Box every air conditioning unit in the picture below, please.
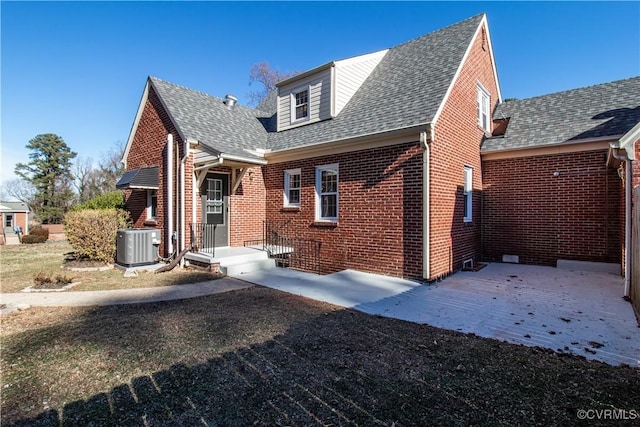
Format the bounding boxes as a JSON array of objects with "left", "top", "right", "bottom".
[{"left": 116, "top": 228, "right": 159, "bottom": 267}]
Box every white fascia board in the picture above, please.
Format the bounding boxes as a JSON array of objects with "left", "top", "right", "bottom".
[
  {"left": 221, "top": 153, "right": 268, "bottom": 166},
  {"left": 617, "top": 121, "right": 640, "bottom": 160},
  {"left": 122, "top": 80, "right": 150, "bottom": 169}
]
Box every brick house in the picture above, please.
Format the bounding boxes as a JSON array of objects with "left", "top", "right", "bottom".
[
  {"left": 0, "top": 201, "right": 30, "bottom": 245},
  {"left": 118, "top": 14, "right": 640, "bottom": 294}
]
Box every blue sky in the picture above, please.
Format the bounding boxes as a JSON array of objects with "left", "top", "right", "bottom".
[{"left": 1, "top": 1, "right": 639, "bottom": 185}]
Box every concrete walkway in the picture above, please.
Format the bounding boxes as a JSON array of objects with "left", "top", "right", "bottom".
[
  {"left": 0, "top": 278, "right": 252, "bottom": 312},
  {"left": 232, "top": 264, "right": 640, "bottom": 367},
  {"left": 2, "top": 263, "right": 638, "bottom": 367}
]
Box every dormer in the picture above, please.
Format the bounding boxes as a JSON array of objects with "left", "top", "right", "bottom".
[{"left": 276, "top": 49, "right": 388, "bottom": 132}]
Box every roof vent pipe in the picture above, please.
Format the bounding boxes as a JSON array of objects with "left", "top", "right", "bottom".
[{"left": 223, "top": 94, "right": 238, "bottom": 109}]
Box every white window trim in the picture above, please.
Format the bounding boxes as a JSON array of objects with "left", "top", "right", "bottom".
[
  {"left": 477, "top": 83, "right": 491, "bottom": 132},
  {"left": 290, "top": 85, "right": 311, "bottom": 124},
  {"left": 147, "top": 189, "right": 157, "bottom": 220},
  {"left": 315, "top": 163, "right": 339, "bottom": 222},
  {"left": 284, "top": 168, "right": 301, "bottom": 207},
  {"left": 463, "top": 166, "right": 473, "bottom": 222}
]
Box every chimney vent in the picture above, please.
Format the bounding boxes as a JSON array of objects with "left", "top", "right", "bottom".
[{"left": 223, "top": 94, "right": 238, "bottom": 109}]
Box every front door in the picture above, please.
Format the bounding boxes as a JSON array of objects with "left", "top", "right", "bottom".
[{"left": 201, "top": 174, "right": 229, "bottom": 248}]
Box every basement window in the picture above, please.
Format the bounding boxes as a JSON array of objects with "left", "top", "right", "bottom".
[
  {"left": 463, "top": 166, "right": 473, "bottom": 222},
  {"left": 284, "top": 168, "right": 301, "bottom": 207}
]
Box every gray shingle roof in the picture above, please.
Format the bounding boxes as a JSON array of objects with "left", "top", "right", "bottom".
[
  {"left": 0, "top": 201, "right": 30, "bottom": 212},
  {"left": 149, "top": 77, "right": 271, "bottom": 160},
  {"left": 482, "top": 77, "right": 640, "bottom": 152},
  {"left": 146, "top": 14, "right": 484, "bottom": 157},
  {"left": 267, "top": 14, "right": 485, "bottom": 151}
]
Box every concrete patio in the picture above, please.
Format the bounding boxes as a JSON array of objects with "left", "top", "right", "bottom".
[{"left": 232, "top": 263, "right": 639, "bottom": 367}]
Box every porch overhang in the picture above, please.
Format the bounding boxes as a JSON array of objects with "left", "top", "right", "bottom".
[{"left": 116, "top": 166, "right": 159, "bottom": 190}]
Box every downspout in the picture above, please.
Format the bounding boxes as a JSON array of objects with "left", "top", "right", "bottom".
[
  {"left": 167, "top": 134, "right": 174, "bottom": 257},
  {"left": 180, "top": 139, "right": 189, "bottom": 264},
  {"left": 421, "top": 124, "right": 434, "bottom": 281},
  {"left": 611, "top": 148, "right": 631, "bottom": 297}
]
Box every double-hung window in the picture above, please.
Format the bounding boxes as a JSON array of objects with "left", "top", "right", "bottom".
[
  {"left": 292, "top": 88, "right": 309, "bottom": 121},
  {"left": 315, "top": 164, "right": 339, "bottom": 221},
  {"left": 284, "top": 168, "right": 301, "bottom": 207},
  {"left": 477, "top": 84, "right": 491, "bottom": 132},
  {"left": 463, "top": 166, "right": 473, "bottom": 222}
]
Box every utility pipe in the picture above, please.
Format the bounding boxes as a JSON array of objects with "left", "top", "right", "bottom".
[{"left": 166, "top": 134, "right": 174, "bottom": 257}]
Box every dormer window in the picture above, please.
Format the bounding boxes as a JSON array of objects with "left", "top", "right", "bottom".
[{"left": 293, "top": 88, "right": 309, "bottom": 121}]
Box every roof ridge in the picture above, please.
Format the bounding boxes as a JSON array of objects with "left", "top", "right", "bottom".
[
  {"left": 504, "top": 75, "right": 640, "bottom": 105},
  {"left": 389, "top": 13, "right": 485, "bottom": 51},
  {"left": 148, "top": 76, "right": 260, "bottom": 114}
]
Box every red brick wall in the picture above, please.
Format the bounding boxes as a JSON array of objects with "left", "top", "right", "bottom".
[
  {"left": 124, "top": 84, "right": 182, "bottom": 256},
  {"left": 265, "top": 142, "right": 423, "bottom": 279},
  {"left": 229, "top": 166, "right": 266, "bottom": 246},
  {"left": 430, "top": 21, "right": 499, "bottom": 278},
  {"left": 482, "top": 150, "right": 621, "bottom": 266}
]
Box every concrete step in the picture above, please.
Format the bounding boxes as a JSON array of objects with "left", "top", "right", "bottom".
[
  {"left": 4, "top": 235, "right": 21, "bottom": 245},
  {"left": 222, "top": 258, "right": 276, "bottom": 276}
]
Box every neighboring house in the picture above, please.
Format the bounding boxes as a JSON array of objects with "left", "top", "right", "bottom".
[
  {"left": 118, "top": 13, "right": 640, "bottom": 295},
  {"left": 0, "top": 201, "right": 30, "bottom": 245}
]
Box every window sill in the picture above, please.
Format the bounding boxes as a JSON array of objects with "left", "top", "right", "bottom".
[
  {"left": 144, "top": 220, "right": 158, "bottom": 227},
  {"left": 312, "top": 221, "right": 338, "bottom": 228},
  {"left": 281, "top": 207, "right": 300, "bottom": 213}
]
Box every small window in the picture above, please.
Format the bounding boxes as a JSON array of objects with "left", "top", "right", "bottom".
[
  {"left": 477, "top": 84, "right": 491, "bottom": 132},
  {"left": 292, "top": 88, "right": 309, "bottom": 121},
  {"left": 147, "top": 190, "right": 157, "bottom": 220},
  {"left": 463, "top": 166, "right": 473, "bottom": 222},
  {"left": 315, "top": 164, "right": 339, "bottom": 221},
  {"left": 284, "top": 168, "right": 301, "bottom": 207}
]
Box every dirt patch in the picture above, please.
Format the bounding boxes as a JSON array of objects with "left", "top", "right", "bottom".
[{"left": 1, "top": 287, "right": 638, "bottom": 426}]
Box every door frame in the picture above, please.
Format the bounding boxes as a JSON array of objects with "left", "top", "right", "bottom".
[{"left": 201, "top": 171, "right": 230, "bottom": 248}]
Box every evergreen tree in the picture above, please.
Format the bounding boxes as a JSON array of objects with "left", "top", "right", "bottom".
[{"left": 15, "top": 133, "right": 77, "bottom": 223}]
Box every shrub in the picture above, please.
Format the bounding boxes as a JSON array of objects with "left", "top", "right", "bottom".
[
  {"left": 21, "top": 234, "right": 47, "bottom": 244},
  {"left": 64, "top": 208, "right": 131, "bottom": 263},
  {"left": 30, "top": 226, "right": 50, "bottom": 240},
  {"left": 33, "top": 272, "right": 73, "bottom": 288},
  {"left": 72, "top": 191, "right": 125, "bottom": 211}
]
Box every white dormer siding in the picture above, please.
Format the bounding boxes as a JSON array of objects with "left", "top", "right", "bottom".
[
  {"left": 333, "top": 49, "right": 388, "bottom": 116},
  {"left": 277, "top": 69, "right": 332, "bottom": 131},
  {"left": 276, "top": 49, "right": 388, "bottom": 132}
]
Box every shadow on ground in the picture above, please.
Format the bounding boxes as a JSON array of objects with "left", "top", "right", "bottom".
[{"left": 3, "top": 287, "right": 639, "bottom": 426}]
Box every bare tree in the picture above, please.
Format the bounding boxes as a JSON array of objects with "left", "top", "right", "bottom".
[
  {"left": 247, "top": 62, "right": 299, "bottom": 107},
  {"left": 0, "top": 178, "right": 36, "bottom": 206},
  {"left": 73, "top": 156, "right": 97, "bottom": 203}
]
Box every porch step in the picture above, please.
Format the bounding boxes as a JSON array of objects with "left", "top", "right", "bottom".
[
  {"left": 218, "top": 250, "right": 276, "bottom": 276},
  {"left": 222, "top": 258, "right": 276, "bottom": 276},
  {"left": 185, "top": 247, "right": 276, "bottom": 275}
]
